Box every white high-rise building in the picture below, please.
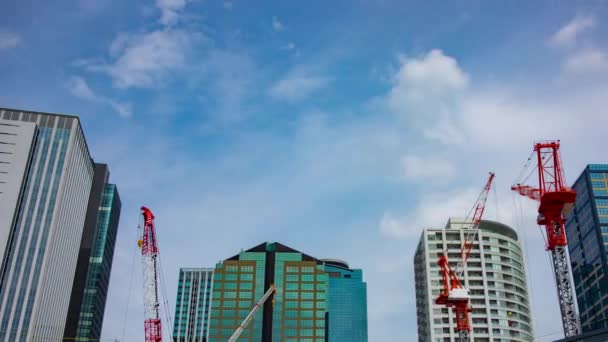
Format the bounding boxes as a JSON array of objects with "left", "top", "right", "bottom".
[
  {"left": 0, "top": 108, "right": 94, "bottom": 341},
  {"left": 414, "top": 218, "right": 534, "bottom": 342}
]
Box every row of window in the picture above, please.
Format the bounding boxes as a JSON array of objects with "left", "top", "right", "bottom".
[{"left": 224, "top": 265, "right": 254, "bottom": 272}]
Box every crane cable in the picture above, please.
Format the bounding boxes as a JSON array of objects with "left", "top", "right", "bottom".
[
  {"left": 152, "top": 218, "right": 174, "bottom": 341},
  {"left": 455, "top": 174, "right": 494, "bottom": 279},
  {"left": 121, "top": 221, "right": 140, "bottom": 341},
  {"left": 157, "top": 252, "right": 174, "bottom": 340},
  {"left": 512, "top": 192, "right": 539, "bottom": 336},
  {"left": 514, "top": 150, "right": 536, "bottom": 185},
  {"left": 493, "top": 182, "right": 500, "bottom": 222}
]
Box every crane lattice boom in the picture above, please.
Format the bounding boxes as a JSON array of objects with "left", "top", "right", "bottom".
[
  {"left": 436, "top": 172, "right": 495, "bottom": 342},
  {"left": 141, "top": 206, "right": 162, "bottom": 342},
  {"left": 228, "top": 285, "right": 276, "bottom": 342},
  {"left": 511, "top": 140, "right": 580, "bottom": 337}
]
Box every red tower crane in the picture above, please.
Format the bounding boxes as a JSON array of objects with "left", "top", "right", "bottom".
[
  {"left": 140, "top": 206, "right": 163, "bottom": 342},
  {"left": 512, "top": 141, "right": 580, "bottom": 337},
  {"left": 436, "top": 172, "right": 495, "bottom": 342}
]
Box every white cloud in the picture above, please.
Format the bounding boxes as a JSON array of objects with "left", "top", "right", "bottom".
[
  {"left": 272, "top": 16, "right": 285, "bottom": 32},
  {"left": 0, "top": 31, "right": 20, "bottom": 50},
  {"left": 87, "top": 29, "right": 197, "bottom": 89},
  {"left": 380, "top": 188, "right": 478, "bottom": 238},
  {"left": 269, "top": 66, "right": 331, "bottom": 101},
  {"left": 563, "top": 48, "right": 608, "bottom": 74},
  {"left": 68, "top": 76, "right": 132, "bottom": 117},
  {"left": 198, "top": 50, "right": 258, "bottom": 121},
  {"left": 401, "top": 155, "right": 455, "bottom": 181},
  {"left": 156, "top": 0, "right": 189, "bottom": 26},
  {"left": 284, "top": 42, "right": 296, "bottom": 50},
  {"left": 223, "top": 1, "right": 233, "bottom": 10},
  {"left": 379, "top": 212, "right": 418, "bottom": 238},
  {"left": 460, "top": 91, "right": 577, "bottom": 149},
  {"left": 550, "top": 15, "right": 595, "bottom": 48},
  {"left": 384, "top": 48, "right": 606, "bottom": 149},
  {"left": 386, "top": 49, "right": 469, "bottom": 143},
  {"left": 394, "top": 50, "right": 469, "bottom": 91},
  {"left": 422, "top": 114, "right": 464, "bottom": 144},
  {"left": 108, "top": 101, "right": 133, "bottom": 118},
  {"left": 68, "top": 75, "right": 97, "bottom": 100}
]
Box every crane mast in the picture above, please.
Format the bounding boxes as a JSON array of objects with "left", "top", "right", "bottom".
[
  {"left": 228, "top": 285, "right": 276, "bottom": 342},
  {"left": 512, "top": 141, "right": 580, "bottom": 337},
  {"left": 140, "top": 206, "right": 163, "bottom": 342},
  {"left": 436, "top": 172, "right": 495, "bottom": 342}
]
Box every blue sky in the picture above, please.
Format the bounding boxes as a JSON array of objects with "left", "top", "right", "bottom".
[{"left": 2, "top": 0, "right": 608, "bottom": 341}]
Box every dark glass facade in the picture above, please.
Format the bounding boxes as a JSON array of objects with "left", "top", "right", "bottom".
[
  {"left": 64, "top": 164, "right": 121, "bottom": 341},
  {"left": 323, "top": 260, "right": 367, "bottom": 342},
  {"left": 565, "top": 164, "right": 608, "bottom": 332}
]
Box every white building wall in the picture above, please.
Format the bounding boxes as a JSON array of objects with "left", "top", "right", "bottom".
[
  {"left": 414, "top": 218, "right": 534, "bottom": 342},
  {"left": 29, "top": 118, "right": 93, "bottom": 341},
  {"left": 0, "top": 109, "right": 93, "bottom": 342},
  {"left": 0, "top": 120, "right": 36, "bottom": 269}
]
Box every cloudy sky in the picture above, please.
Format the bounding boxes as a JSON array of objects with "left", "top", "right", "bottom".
[{"left": 2, "top": 0, "right": 608, "bottom": 341}]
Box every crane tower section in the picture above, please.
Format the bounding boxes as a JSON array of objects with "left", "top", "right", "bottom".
[
  {"left": 436, "top": 172, "right": 495, "bottom": 342},
  {"left": 512, "top": 141, "right": 580, "bottom": 337},
  {"left": 140, "top": 206, "right": 163, "bottom": 342}
]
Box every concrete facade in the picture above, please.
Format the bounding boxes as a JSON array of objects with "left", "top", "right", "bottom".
[
  {"left": 414, "top": 218, "right": 534, "bottom": 342},
  {"left": 0, "top": 119, "right": 36, "bottom": 266},
  {"left": 0, "top": 108, "right": 94, "bottom": 342}
]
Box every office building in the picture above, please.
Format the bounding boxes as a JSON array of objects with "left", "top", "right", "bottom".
[
  {"left": 173, "top": 268, "right": 214, "bottom": 342},
  {"left": 176, "top": 242, "right": 369, "bottom": 342},
  {"left": 414, "top": 218, "right": 534, "bottom": 342},
  {"left": 0, "top": 108, "right": 95, "bottom": 341},
  {"left": 322, "top": 259, "right": 367, "bottom": 342},
  {"left": 64, "top": 164, "right": 121, "bottom": 341},
  {"left": 565, "top": 164, "right": 608, "bottom": 333},
  {"left": 208, "top": 242, "right": 329, "bottom": 342}
]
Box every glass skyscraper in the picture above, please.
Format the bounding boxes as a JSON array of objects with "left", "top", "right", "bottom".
[
  {"left": 0, "top": 108, "right": 95, "bottom": 341},
  {"left": 323, "top": 259, "right": 367, "bottom": 342},
  {"left": 565, "top": 164, "right": 608, "bottom": 332},
  {"left": 175, "top": 242, "right": 368, "bottom": 342},
  {"left": 173, "top": 268, "right": 214, "bottom": 341},
  {"left": 64, "top": 163, "right": 121, "bottom": 341},
  {"left": 207, "top": 242, "right": 329, "bottom": 342}
]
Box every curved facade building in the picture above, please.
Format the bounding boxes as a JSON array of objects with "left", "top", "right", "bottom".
[
  {"left": 414, "top": 218, "right": 534, "bottom": 342},
  {"left": 322, "top": 259, "right": 368, "bottom": 342}
]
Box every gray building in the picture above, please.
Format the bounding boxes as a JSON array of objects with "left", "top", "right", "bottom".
[
  {"left": 173, "top": 268, "right": 215, "bottom": 342},
  {"left": 0, "top": 108, "right": 95, "bottom": 341},
  {"left": 414, "top": 218, "right": 534, "bottom": 342}
]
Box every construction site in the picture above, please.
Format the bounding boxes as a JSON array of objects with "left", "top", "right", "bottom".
[{"left": 132, "top": 140, "right": 608, "bottom": 342}]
